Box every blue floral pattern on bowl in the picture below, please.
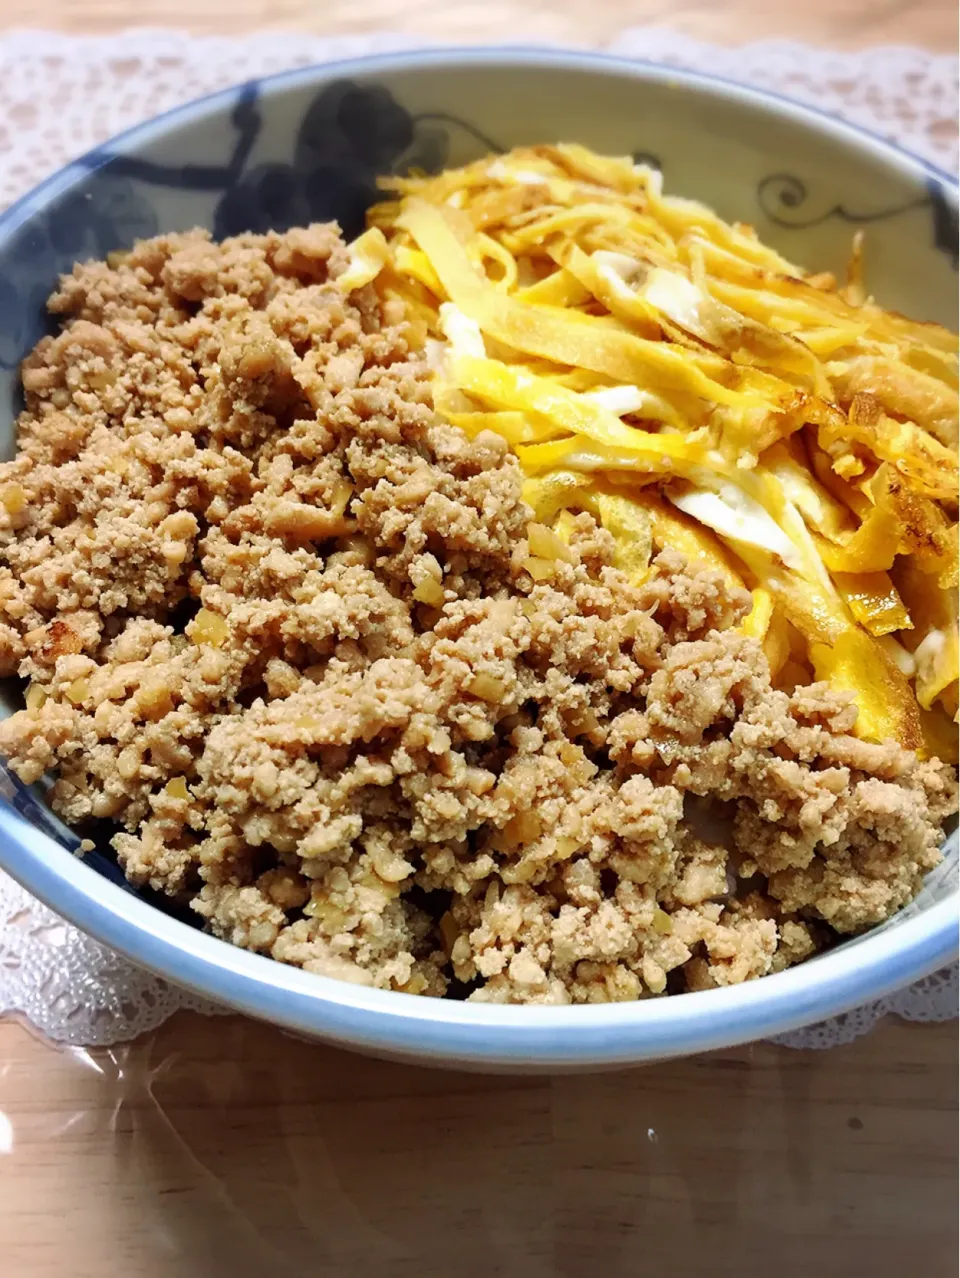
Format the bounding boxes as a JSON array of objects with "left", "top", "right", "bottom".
[
  {"left": 758, "top": 171, "right": 959, "bottom": 269},
  {"left": 0, "top": 174, "right": 159, "bottom": 376},
  {"left": 212, "top": 82, "right": 499, "bottom": 238},
  {"left": 0, "top": 80, "right": 503, "bottom": 385}
]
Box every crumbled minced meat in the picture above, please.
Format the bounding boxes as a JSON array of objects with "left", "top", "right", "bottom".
[{"left": 0, "top": 223, "right": 955, "bottom": 1003}]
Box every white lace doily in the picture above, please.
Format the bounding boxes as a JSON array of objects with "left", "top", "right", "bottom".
[
  {"left": 0, "top": 27, "right": 956, "bottom": 208},
  {"left": 0, "top": 28, "right": 956, "bottom": 1049}
]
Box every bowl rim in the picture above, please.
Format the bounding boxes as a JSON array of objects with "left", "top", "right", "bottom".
[
  {"left": 0, "top": 44, "right": 955, "bottom": 244},
  {"left": 2, "top": 806, "right": 956, "bottom": 1066},
  {"left": 0, "top": 46, "right": 956, "bottom": 1068}
]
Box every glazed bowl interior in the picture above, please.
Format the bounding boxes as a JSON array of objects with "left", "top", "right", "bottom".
[{"left": 0, "top": 49, "right": 956, "bottom": 1070}]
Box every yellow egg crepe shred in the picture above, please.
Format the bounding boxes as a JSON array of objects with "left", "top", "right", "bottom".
[{"left": 361, "top": 143, "right": 959, "bottom": 760}]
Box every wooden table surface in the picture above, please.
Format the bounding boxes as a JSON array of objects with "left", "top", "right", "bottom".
[
  {"left": 1, "top": 1014, "right": 957, "bottom": 1276},
  {"left": 4, "top": 0, "right": 959, "bottom": 48},
  {"left": 1, "top": 4, "right": 957, "bottom": 1275}
]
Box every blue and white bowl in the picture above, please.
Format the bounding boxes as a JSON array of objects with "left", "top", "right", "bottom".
[{"left": 0, "top": 49, "right": 956, "bottom": 1070}]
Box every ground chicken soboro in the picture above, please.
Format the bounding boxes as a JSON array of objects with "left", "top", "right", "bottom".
[{"left": 0, "top": 223, "right": 955, "bottom": 1004}]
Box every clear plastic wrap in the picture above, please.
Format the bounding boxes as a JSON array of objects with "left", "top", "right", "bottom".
[
  {"left": 0, "top": 1009, "right": 956, "bottom": 1274},
  {"left": 0, "top": 35, "right": 956, "bottom": 1267}
]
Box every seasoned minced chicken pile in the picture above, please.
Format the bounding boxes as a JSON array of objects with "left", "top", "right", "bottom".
[{"left": 0, "top": 224, "right": 955, "bottom": 1003}]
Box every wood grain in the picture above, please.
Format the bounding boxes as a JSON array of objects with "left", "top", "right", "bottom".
[
  {"left": 0, "top": 5, "right": 957, "bottom": 1275},
  {"left": 3, "top": 0, "right": 958, "bottom": 50},
  {"left": 0, "top": 1014, "right": 956, "bottom": 1277}
]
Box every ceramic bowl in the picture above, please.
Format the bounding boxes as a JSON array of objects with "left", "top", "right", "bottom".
[{"left": 0, "top": 48, "right": 956, "bottom": 1070}]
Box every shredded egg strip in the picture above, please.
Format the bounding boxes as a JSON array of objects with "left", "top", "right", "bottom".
[{"left": 369, "top": 144, "right": 959, "bottom": 756}]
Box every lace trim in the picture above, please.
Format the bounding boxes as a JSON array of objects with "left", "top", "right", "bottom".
[{"left": 0, "top": 28, "right": 955, "bottom": 209}]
